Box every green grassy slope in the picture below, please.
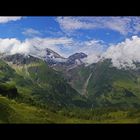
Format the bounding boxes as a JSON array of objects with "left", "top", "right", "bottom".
[
  {"left": 1, "top": 54, "right": 140, "bottom": 123},
  {"left": 0, "top": 95, "right": 77, "bottom": 123},
  {"left": 1, "top": 56, "right": 88, "bottom": 109},
  {"left": 1, "top": 96, "right": 140, "bottom": 123},
  {"left": 86, "top": 59, "right": 140, "bottom": 108},
  {"left": 59, "top": 59, "right": 140, "bottom": 108}
]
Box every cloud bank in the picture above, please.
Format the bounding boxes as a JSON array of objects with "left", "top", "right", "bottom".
[
  {"left": 0, "top": 36, "right": 140, "bottom": 69},
  {"left": 0, "top": 37, "right": 104, "bottom": 63},
  {"left": 103, "top": 36, "right": 140, "bottom": 69},
  {"left": 0, "top": 37, "right": 74, "bottom": 57}
]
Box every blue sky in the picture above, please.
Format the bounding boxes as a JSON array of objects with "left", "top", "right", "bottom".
[
  {"left": 1, "top": 16, "right": 140, "bottom": 69},
  {"left": 0, "top": 16, "right": 137, "bottom": 43},
  {"left": 0, "top": 17, "right": 59, "bottom": 40}
]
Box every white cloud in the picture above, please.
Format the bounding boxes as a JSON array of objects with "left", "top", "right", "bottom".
[
  {"left": 80, "top": 36, "right": 140, "bottom": 69},
  {"left": 77, "top": 40, "right": 105, "bottom": 64},
  {"left": 0, "top": 37, "right": 74, "bottom": 57},
  {"left": 78, "top": 35, "right": 140, "bottom": 69},
  {"left": 0, "top": 38, "right": 30, "bottom": 55},
  {"left": 103, "top": 36, "right": 140, "bottom": 69},
  {"left": 0, "top": 16, "right": 22, "bottom": 23},
  {"left": 56, "top": 17, "right": 140, "bottom": 35},
  {"left": 27, "top": 37, "right": 74, "bottom": 57},
  {"left": 56, "top": 17, "right": 95, "bottom": 31},
  {"left": 22, "top": 28, "right": 41, "bottom": 37}
]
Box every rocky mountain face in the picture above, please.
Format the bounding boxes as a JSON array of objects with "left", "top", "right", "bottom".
[
  {"left": 43, "top": 48, "right": 88, "bottom": 69},
  {"left": 66, "top": 53, "right": 87, "bottom": 66},
  {"left": 44, "top": 48, "right": 67, "bottom": 65},
  {"left": 1, "top": 53, "right": 40, "bottom": 65},
  {"left": 1, "top": 48, "right": 88, "bottom": 71}
]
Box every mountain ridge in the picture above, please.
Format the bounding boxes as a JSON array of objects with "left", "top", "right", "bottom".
[{"left": 1, "top": 48, "right": 140, "bottom": 109}]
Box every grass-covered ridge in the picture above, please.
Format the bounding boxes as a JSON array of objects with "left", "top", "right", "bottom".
[
  {"left": 1, "top": 55, "right": 140, "bottom": 123},
  {"left": 1, "top": 55, "right": 88, "bottom": 109}
]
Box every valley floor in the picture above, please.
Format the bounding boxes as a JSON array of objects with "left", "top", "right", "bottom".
[{"left": 0, "top": 96, "right": 140, "bottom": 124}]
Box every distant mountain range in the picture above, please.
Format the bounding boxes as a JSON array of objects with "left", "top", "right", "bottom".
[{"left": 1, "top": 47, "right": 88, "bottom": 71}]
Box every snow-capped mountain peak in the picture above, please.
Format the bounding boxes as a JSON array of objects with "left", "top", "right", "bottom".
[
  {"left": 1, "top": 46, "right": 88, "bottom": 69},
  {"left": 45, "top": 48, "right": 67, "bottom": 65}
]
